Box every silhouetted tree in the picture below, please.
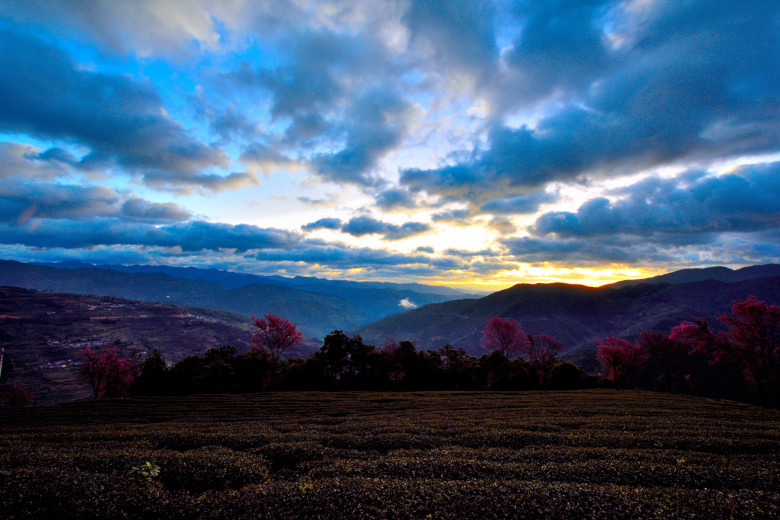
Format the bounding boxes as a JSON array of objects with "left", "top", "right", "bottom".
[
  {"left": 132, "top": 349, "right": 169, "bottom": 395},
  {"left": 318, "top": 330, "right": 377, "bottom": 387},
  {"left": 251, "top": 314, "right": 303, "bottom": 366},
  {"left": 671, "top": 296, "right": 780, "bottom": 404},
  {"left": 432, "top": 344, "right": 479, "bottom": 389},
  {"left": 596, "top": 337, "right": 648, "bottom": 388},
  {"left": 234, "top": 347, "right": 274, "bottom": 391},
  {"left": 481, "top": 317, "right": 529, "bottom": 359},
  {"left": 382, "top": 339, "right": 419, "bottom": 388},
  {"left": 639, "top": 330, "right": 687, "bottom": 392},
  {"left": 549, "top": 362, "right": 589, "bottom": 389},
  {"left": 527, "top": 333, "right": 563, "bottom": 386}
]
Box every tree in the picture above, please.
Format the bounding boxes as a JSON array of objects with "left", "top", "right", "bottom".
[
  {"left": 250, "top": 314, "right": 303, "bottom": 365},
  {"left": 671, "top": 296, "right": 780, "bottom": 403},
  {"left": 317, "top": 330, "right": 377, "bottom": 387},
  {"left": 596, "top": 336, "right": 648, "bottom": 388},
  {"left": 132, "top": 349, "right": 169, "bottom": 395},
  {"left": 79, "top": 347, "right": 135, "bottom": 399},
  {"left": 639, "top": 330, "right": 687, "bottom": 392},
  {"left": 527, "top": 333, "right": 563, "bottom": 385},
  {"left": 381, "top": 339, "right": 418, "bottom": 387},
  {"left": 481, "top": 317, "right": 529, "bottom": 359}
]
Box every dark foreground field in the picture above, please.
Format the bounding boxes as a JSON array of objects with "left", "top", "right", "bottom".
[{"left": 1, "top": 391, "right": 779, "bottom": 519}]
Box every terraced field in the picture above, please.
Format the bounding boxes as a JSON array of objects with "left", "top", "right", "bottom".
[{"left": 1, "top": 390, "right": 778, "bottom": 519}]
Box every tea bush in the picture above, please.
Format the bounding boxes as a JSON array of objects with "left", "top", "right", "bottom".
[{"left": 1, "top": 390, "right": 778, "bottom": 519}]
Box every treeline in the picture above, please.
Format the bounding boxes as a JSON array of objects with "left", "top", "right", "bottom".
[
  {"left": 3, "top": 295, "right": 776, "bottom": 407},
  {"left": 131, "top": 331, "right": 601, "bottom": 395}
]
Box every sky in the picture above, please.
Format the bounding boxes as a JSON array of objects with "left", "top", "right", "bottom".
[{"left": 0, "top": 0, "right": 778, "bottom": 290}]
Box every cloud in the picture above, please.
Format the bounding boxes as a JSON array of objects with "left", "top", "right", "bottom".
[
  {"left": 0, "top": 142, "right": 72, "bottom": 180},
  {"left": 120, "top": 197, "right": 192, "bottom": 223},
  {"left": 398, "top": 297, "right": 417, "bottom": 309},
  {"left": 499, "top": 235, "right": 673, "bottom": 265},
  {"left": 532, "top": 164, "right": 780, "bottom": 239},
  {"left": 341, "top": 215, "right": 430, "bottom": 240},
  {"left": 401, "top": 1, "right": 780, "bottom": 203},
  {"left": 0, "top": 219, "right": 301, "bottom": 252},
  {"left": 301, "top": 218, "right": 342, "bottom": 231},
  {"left": 0, "top": 0, "right": 223, "bottom": 56},
  {"left": 0, "top": 182, "right": 118, "bottom": 223},
  {"left": 486, "top": 217, "right": 517, "bottom": 235},
  {"left": 403, "top": 0, "right": 498, "bottom": 89},
  {"left": 241, "top": 144, "right": 302, "bottom": 175},
  {"left": 374, "top": 188, "right": 418, "bottom": 210},
  {"left": 310, "top": 88, "right": 419, "bottom": 186},
  {"left": 495, "top": 0, "right": 611, "bottom": 108},
  {"left": 0, "top": 29, "right": 237, "bottom": 191},
  {"left": 431, "top": 208, "right": 475, "bottom": 226},
  {"left": 479, "top": 191, "right": 558, "bottom": 215}
]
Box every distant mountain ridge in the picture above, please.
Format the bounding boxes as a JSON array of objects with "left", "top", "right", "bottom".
[
  {"left": 607, "top": 264, "right": 780, "bottom": 289},
  {"left": 0, "top": 260, "right": 468, "bottom": 338},
  {"left": 33, "top": 260, "right": 471, "bottom": 296}
]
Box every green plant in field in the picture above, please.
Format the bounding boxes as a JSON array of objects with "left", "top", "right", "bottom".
[{"left": 128, "top": 461, "right": 160, "bottom": 481}]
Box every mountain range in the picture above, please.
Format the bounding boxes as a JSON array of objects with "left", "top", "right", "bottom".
[
  {"left": 355, "top": 266, "right": 780, "bottom": 366},
  {"left": 2, "top": 260, "right": 779, "bottom": 365},
  {"left": 0, "top": 260, "right": 473, "bottom": 338}
]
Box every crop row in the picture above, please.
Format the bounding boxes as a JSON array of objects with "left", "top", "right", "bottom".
[{"left": 1, "top": 390, "right": 778, "bottom": 519}]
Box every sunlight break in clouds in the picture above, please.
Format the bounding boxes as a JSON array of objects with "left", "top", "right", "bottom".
[{"left": 0, "top": 0, "right": 778, "bottom": 287}]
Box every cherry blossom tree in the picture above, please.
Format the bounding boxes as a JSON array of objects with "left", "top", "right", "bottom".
[
  {"left": 671, "top": 296, "right": 780, "bottom": 403},
  {"left": 481, "top": 317, "right": 529, "bottom": 359},
  {"left": 596, "top": 336, "right": 648, "bottom": 388},
  {"left": 251, "top": 314, "right": 303, "bottom": 365},
  {"left": 79, "top": 347, "right": 135, "bottom": 399}
]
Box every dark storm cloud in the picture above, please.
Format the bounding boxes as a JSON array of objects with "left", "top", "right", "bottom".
[
  {"left": 401, "top": 0, "right": 780, "bottom": 202},
  {"left": 340, "top": 216, "right": 431, "bottom": 241},
  {"left": 0, "top": 29, "right": 238, "bottom": 190},
  {"left": 532, "top": 164, "right": 780, "bottom": 239},
  {"left": 301, "top": 218, "right": 342, "bottom": 231},
  {"left": 0, "top": 219, "right": 301, "bottom": 252}
]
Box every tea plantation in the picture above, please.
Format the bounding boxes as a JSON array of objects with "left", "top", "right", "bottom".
[{"left": 1, "top": 390, "right": 778, "bottom": 519}]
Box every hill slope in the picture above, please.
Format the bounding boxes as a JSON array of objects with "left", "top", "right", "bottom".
[
  {"left": 0, "top": 286, "right": 259, "bottom": 404},
  {"left": 355, "top": 276, "right": 780, "bottom": 359}
]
